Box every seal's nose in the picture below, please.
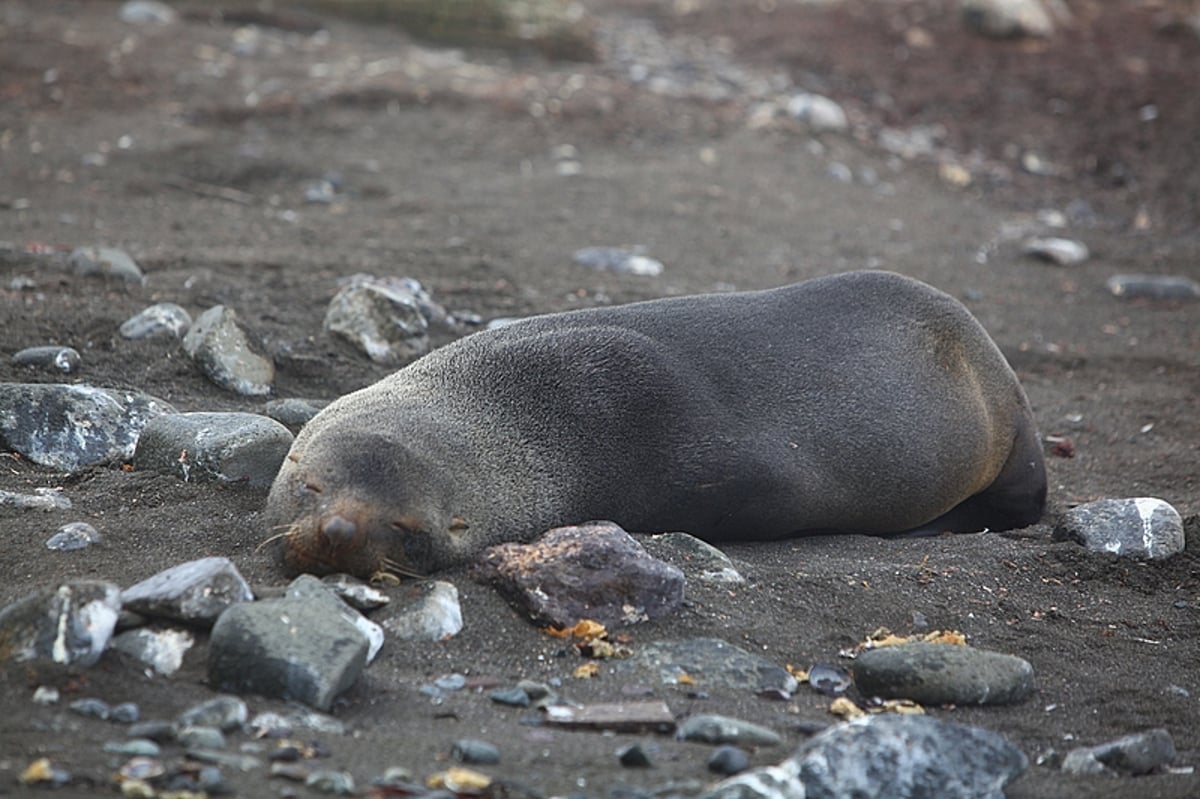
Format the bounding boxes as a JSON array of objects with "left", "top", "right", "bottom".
[{"left": 320, "top": 515, "right": 358, "bottom": 546}]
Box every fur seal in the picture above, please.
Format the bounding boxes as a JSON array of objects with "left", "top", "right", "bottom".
[{"left": 264, "top": 270, "right": 1046, "bottom": 580}]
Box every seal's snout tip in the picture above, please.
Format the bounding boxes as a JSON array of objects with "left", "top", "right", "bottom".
[{"left": 320, "top": 514, "right": 358, "bottom": 546}]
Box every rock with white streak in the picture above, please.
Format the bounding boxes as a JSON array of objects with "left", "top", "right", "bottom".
[
  {"left": 0, "top": 581, "right": 121, "bottom": 667},
  {"left": 1053, "top": 498, "right": 1184, "bottom": 559}
]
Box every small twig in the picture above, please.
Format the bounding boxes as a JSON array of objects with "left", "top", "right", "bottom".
[{"left": 162, "top": 176, "right": 255, "bottom": 205}]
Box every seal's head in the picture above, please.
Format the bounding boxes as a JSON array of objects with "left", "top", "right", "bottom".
[{"left": 263, "top": 429, "right": 467, "bottom": 581}]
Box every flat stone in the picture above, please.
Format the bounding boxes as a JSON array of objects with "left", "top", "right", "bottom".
[
  {"left": 121, "top": 557, "right": 254, "bottom": 627},
  {"left": 626, "top": 638, "right": 798, "bottom": 696},
  {"left": 120, "top": 303, "right": 192, "bottom": 339},
  {"left": 962, "top": 0, "right": 1060, "bottom": 39},
  {"left": 1053, "top": 497, "right": 1184, "bottom": 559},
  {"left": 676, "top": 714, "right": 783, "bottom": 747},
  {"left": 544, "top": 701, "right": 675, "bottom": 734},
  {"left": 0, "top": 383, "right": 175, "bottom": 472},
  {"left": 1106, "top": 274, "right": 1200, "bottom": 301},
  {"left": 378, "top": 580, "right": 462, "bottom": 642},
  {"left": 644, "top": 532, "right": 745, "bottom": 584},
  {"left": 110, "top": 626, "right": 196, "bottom": 675},
  {"left": 323, "top": 277, "right": 431, "bottom": 365},
  {"left": 67, "top": 246, "right": 145, "bottom": 283},
  {"left": 13, "top": 346, "right": 81, "bottom": 374},
  {"left": 133, "top": 411, "right": 293, "bottom": 490},
  {"left": 286, "top": 574, "right": 384, "bottom": 662},
  {"left": 572, "top": 246, "right": 664, "bottom": 277},
  {"left": 851, "top": 642, "right": 1035, "bottom": 706},
  {"left": 474, "top": 521, "right": 684, "bottom": 628},
  {"left": 1062, "top": 728, "right": 1177, "bottom": 776},
  {"left": 1023, "top": 236, "right": 1089, "bottom": 265}
]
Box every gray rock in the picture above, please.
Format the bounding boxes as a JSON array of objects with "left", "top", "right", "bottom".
[
  {"left": 475, "top": 521, "right": 684, "bottom": 628},
  {"left": 120, "top": 303, "right": 192, "bottom": 339},
  {"left": 962, "top": 0, "right": 1061, "bottom": 39},
  {"left": 133, "top": 411, "right": 293, "bottom": 490},
  {"left": 0, "top": 487, "right": 71, "bottom": 511},
  {"left": 851, "top": 642, "right": 1035, "bottom": 706},
  {"left": 208, "top": 595, "right": 370, "bottom": 711},
  {"left": 46, "top": 521, "right": 102, "bottom": 551},
  {"left": 701, "top": 764, "right": 804, "bottom": 799},
  {"left": 677, "top": 714, "right": 783, "bottom": 747},
  {"left": 1053, "top": 497, "right": 1184, "bottom": 559},
  {"left": 1022, "top": 236, "right": 1089, "bottom": 265},
  {"left": 263, "top": 397, "right": 326, "bottom": 431},
  {"left": 323, "top": 278, "right": 431, "bottom": 365},
  {"left": 0, "top": 383, "right": 175, "bottom": 472},
  {"left": 320, "top": 574, "right": 390, "bottom": 612},
  {"left": 646, "top": 532, "right": 745, "bottom": 584},
  {"left": 708, "top": 745, "right": 751, "bottom": 776},
  {"left": 287, "top": 574, "right": 384, "bottom": 662},
  {"left": 786, "top": 92, "right": 849, "bottom": 132},
  {"left": 119, "top": 0, "right": 177, "bottom": 25},
  {"left": 627, "top": 638, "right": 798, "bottom": 696},
  {"left": 121, "top": 557, "right": 254, "bottom": 627},
  {"left": 789, "top": 714, "right": 1028, "bottom": 799},
  {"left": 573, "top": 246, "right": 664, "bottom": 277},
  {"left": 182, "top": 305, "right": 275, "bottom": 396},
  {"left": 451, "top": 739, "right": 501, "bottom": 765},
  {"left": 1106, "top": 274, "right": 1200, "bottom": 301},
  {"left": 178, "top": 696, "right": 248, "bottom": 732},
  {"left": 177, "top": 726, "right": 227, "bottom": 750},
  {"left": 1061, "top": 728, "right": 1176, "bottom": 776},
  {"left": 67, "top": 246, "right": 145, "bottom": 283},
  {"left": 110, "top": 626, "right": 196, "bottom": 675},
  {"left": 0, "top": 580, "right": 121, "bottom": 666},
  {"left": 379, "top": 580, "right": 463, "bottom": 642},
  {"left": 13, "top": 346, "right": 81, "bottom": 373}
]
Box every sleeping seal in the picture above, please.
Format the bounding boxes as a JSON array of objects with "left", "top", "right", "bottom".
[{"left": 264, "top": 270, "right": 1046, "bottom": 580}]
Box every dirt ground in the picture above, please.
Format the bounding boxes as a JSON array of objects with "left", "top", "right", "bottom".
[{"left": 1, "top": 0, "right": 1198, "bottom": 796}]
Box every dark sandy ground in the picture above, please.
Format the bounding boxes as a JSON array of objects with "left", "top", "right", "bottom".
[{"left": 1, "top": 1, "right": 1198, "bottom": 797}]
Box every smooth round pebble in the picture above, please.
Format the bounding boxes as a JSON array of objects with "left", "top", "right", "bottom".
[
  {"left": 46, "top": 522, "right": 102, "bottom": 551},
  {"left": 708, "top": 745, "right": 750, "bottom": 776}
]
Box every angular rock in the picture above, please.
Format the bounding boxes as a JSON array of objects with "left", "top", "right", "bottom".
[
  {"left": 851, "top": 642, "right": 1035, "bottom": 706},
  {"left": 13, "top": 346, "right": 81, "bottom": 374},
  {"left": 0, "top": 581, "right": 121, "bottom": 667},
  {"left": 378, "top": 580, "right": 462, "bottom": 642},
  {"left": 133, "top": 411, "right": 293, "bottom": 490},
  {"left": 208, "top": 595, "right": 369, "bottom": 711},
  {"left": 791, "top": 714, "right": 1028, "bottom": 799},
  {"left": 0, "top": 383, "right": 175, "bottom": 472},
  {"left": 1106, "top": 274, "right": 1200, "bottom": 302},
  {"left": 1053, "top": 497, "right": 1184, "bottom": 560},
  {"left": 626, "top": 638, "right": 798, "bottom": 696},
  {"left": 110, "top": 626, "right": 196, "bottom": 675},
  {"left": 182, "top": 305, "right": 275, "bottom": 396},
  {"left": 701, "top": 764, "right": 804, "bottom": 799},
  {"left": 120, "top": 303, "right": 192, "bottom": 339},
  {"left": 786, "top": 92, "right": 849, "bottom": 132},
  {"left": 1061, "top": 728, "right": 1176, "bottom": 776},
  {"left": 544, "top": 700, "right": 676, "bottom": 734},
  {"left": 962, "top": 0, "right": 1061, "bottom": 39},
  {"left": 573, "top": 246, "right": 664, "bottom": 277},
  {"left": 286, "top": 575, "right": 384, "bottom": 662},
  {"left": 67, "top": 246, "right": 145, "bottom": 283},
  {"left": 320, "top": 574, "right": 390, "bottom": 612},
  {"left": 323, "top": 277, "right": 431, "bottom": 365},
  {"left": 122, "top": 557, "right": 254, "bottom": 627},
  {"left": 475, "top": 521, "right": 684, "bottom": 628},
  {"left": 677, "top": 714, "right": 783, "bottom": 747},
  {"left": 46, "top": 521, "right": 102, "bottom": 551}
]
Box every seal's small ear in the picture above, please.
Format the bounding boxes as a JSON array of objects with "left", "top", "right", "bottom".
[{"left": 449, "top": 516, "right": 470, "bottom": 535}]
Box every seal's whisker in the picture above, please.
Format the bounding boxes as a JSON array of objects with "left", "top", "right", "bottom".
[
  {"left": 382, "top": 557, "right": 425, "bottom": 581},
  {"left": 254, "top": 528, "right": 294, "bottom": 554}
]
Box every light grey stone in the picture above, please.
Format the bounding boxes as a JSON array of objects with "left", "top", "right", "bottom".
[
  {"left": 962, "top": 0, "right": 1060, "bottom": 39},
  {"left": 121, "top": 556, "right": 254, "bottom": 626},
  {"left": 286, "top": 574, "right": 385, "bottom": 662},
  {"left": 1062, "top": 728, "right": 1176, "bottom": 776},
  {"left": 786, "top": 92, "right": 849, "bottom": 132},
  {"left": 1023, "top": 236, "right": 1089, "bottom": 265},
  {"left": 120, "top": 303, "right": 192, "bottom": 339},
  {"left": 178, "top": 696, "right": 248, "bottom": 732},
  {"left": 0, "top": 487, "right": 71, "bottom": 511},
  {"left": 323, "top": 278, "right": 430, "bottom": 365},
  {"left": 1053, "top": 497, "right": 1184, "bottom": 560},
  {"left": 379, "top": 580, "right": 463, "bottom": 642},
  {"left": 1106, "top": 274, "right": 1200, "bottom": 301},
  {"left": 628, "top": 638, "right": 798, "bottom": 696},
  {"left": 67, "top": 246, "right": 145, "bottom": 283},
  {"left": 646, "top": 532, "right": 745, "bottom": 584},
  {"left": 182, "top": 305, "right": 275, "bottom": 396},
  {"left": 677, "top": 714, "right": 783, "bottom": 747},
  {"left": 573, "top": 246, "right": 664, "bottom": 277},
  {"left": 133, "top": 411, "right": 293, "bottom": 489},
  {"left": 110, "top": 626, "right": 196, "bottom": 675}
]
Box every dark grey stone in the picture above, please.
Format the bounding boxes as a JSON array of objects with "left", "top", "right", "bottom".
[
  {"left": 286, "top": 574, "right": 384, "bottom": 662},
  {"left": 1107, "top": 274, "right": 1200, "bottom": 301},
  {"left": 208, "top": 595, "right": 369, "bottom": 711},
  {"left": 0, "top": 383, "right": 175, "bottom": 472},
  {"left": 851, "top": 642, "right": 1035, "bottom": 706},
  {"left": 133, "top": 411, "right": 293, "bottom": 490},
  {"left": 178, "top": 696, "right": 248, "bottom": 732},
  {"left": 13, "top": 346, "right": 81, "bottom": 373}
]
